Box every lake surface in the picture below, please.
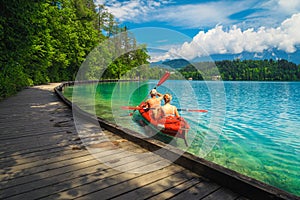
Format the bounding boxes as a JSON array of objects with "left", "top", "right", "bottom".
[{"left": 63, "top": 80, "right": 300, "bottom": 196}]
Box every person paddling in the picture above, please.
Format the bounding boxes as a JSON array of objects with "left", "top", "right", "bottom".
[
  {"left": 161, "top": 93, "right": 180, "bottom": 118},
  {"left": 145, "top": 89, "right": 163, "bottom": 108},
  {"left": 145, "top": 89, "right": 163, "bottom": 119}
]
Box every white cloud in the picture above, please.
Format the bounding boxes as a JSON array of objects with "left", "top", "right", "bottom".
[
  {"left": 94, "top": 0, "right": 171, "bottom": 22},
  {"left": 152, "top": 13, "right": 300, "bottom": 61},
  {"left": 257, "top": 0, "right": 300, "bottom": 28},
  {"left": 279, "top": 0, "right": 300, "bottom": 12},
  {"left": 95, "top": 0, "right": 300, "bottom": 30},
  {"left": 97, "top": 0, "right": 253, "bottom": 28}
]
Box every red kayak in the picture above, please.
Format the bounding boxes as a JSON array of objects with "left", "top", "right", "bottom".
[{"left": 138, "top": 103, "right": 190, "bottom": 146}]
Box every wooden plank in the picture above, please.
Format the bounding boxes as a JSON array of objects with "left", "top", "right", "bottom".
[
  {"left": 0, "top": 128, "right": 72, "bottom": 140},
  {"left": 1, "top": 147, "right": 79, "bottom": 168},
  {"left": 0, "top": 131, "right": 110, "bottom": 156},
  {"left": 1, "top": 143, "right": 141, "bottom": 183},
  {"left": 0, "top": 139, "right": 81, "bottom": 159},
  {"left": 147, "top": 178, "right": 202, "bottom": 200},
  {"left": 1, "top": 160, "right": 104, "bottom": 199},
  {"left": 0, "top": 129, "right": 121, "bottom": 158},
  {"left": 169, "top": 181, "right": 220, "bottom": 200},
  {"left": 111, "top": 153, "right": 168, "bottom": 173},
  {"left": 1, "top": 137, "right": 130, "bottom": 169},
  {"left": 71, "top": 164, "right": 185, "bottom": 200},
  {"left": 0, "top": 149, "right": 90, "bottom": 177},
  {"left": 0, "top": 137, "right": 134, "bottom": 167},
  {"left": 1, "top": 145, "right": 140, "bottom": 191},
  {"left": 0, "top": 127, "right": 125, "bottom": 158},
  {"left": 2, "top": 147, "right": 148, "bottom": 199},
  {"left": 0, "top": 150, "right": 90, "bottom": 182},
  {"left": 0, "top": 123, "right": 63, "bottom": 135},
  {"left": 0, "top": 130, "right": 74, "bottom": 151},
  {"left": 6, "top": 153, "right": 166, "bottom": 200},
  {"left": 0, "top": 145, "right": 75, "bottom": 165},
  {"left": 1, "top": 157, "right": 100, "bottom": 193},
  {"left": 201, "top": 187, "right": 239, "bottom": 200},
  {"left": 111, "top": 170, "right": 201, "bottom": 200},
  {"left": 236, "top": 196, "right": 250, "bottom": 200}
]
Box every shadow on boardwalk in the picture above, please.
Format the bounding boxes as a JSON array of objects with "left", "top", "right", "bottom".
[{"left": 0, "top": 84, "right": 256, "bottom": 199}]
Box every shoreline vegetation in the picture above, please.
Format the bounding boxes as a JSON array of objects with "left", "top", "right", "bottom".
[
  {"left": 167, "top": 59, "right": 300, "bottom": 81},
  {"left": 1, "top": 1, "right": 300, "bottom": 100}
]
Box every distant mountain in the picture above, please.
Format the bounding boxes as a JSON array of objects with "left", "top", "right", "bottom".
[
  {"left": 150, "top": 49, "right": 300, "bottom": 67},
  {"left": 193, "top": 49, "right": 300, "bottom": 64},
  {"left": 162, "top": 59, "right": 191, "bottom": 69},
  {"left": 150, "top": 59, "right": 191, "bottom": 69}
]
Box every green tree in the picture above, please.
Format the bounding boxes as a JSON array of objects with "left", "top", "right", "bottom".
[{"left": 0, "top": 0, "right": 102, "bottom": 98}]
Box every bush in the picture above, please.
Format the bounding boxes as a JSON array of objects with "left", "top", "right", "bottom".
[{"left": 0, "top": 62, "right": 29, "bottom": 99}]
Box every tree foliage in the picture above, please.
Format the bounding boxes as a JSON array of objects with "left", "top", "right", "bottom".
[
  {"left": 0, "top": 1, "right": 149, "bottom": 99},
  {"left": 179, "top": 59, "right": 300, "bottom": 81}
]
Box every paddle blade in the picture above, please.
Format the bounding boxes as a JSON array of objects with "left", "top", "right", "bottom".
[
  {"left": 156, "top": 71, "right": 170, "bottom": 87},
  {"left": 178, "top": 109, "right": 208, "bottom": 112},
  {"left": 121, "top": 106, "right": 140, "bottom": 110}
]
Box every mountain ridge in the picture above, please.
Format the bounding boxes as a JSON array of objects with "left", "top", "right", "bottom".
[{"left": 150, "top": 49, "right": 300, "bottom": 68}]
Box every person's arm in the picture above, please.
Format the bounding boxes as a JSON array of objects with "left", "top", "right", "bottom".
[
  {"left": 156, "top": 92, "right": 164, "bottom": 102},
  {"left": 157, "top": 96, "right": 163, "bottom": 102},
  {"left": 160, "top": 106, "right": 166, "bottom": 117},
  {"left": 144, "top": 99, "right": 150, "bottom": 108},
  {"left": 174, "top": 107, "right": 180, "bottom": 117}
]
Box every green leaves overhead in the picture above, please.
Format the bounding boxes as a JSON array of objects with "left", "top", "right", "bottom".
[{"left": 0, "top": 1, "right": 150, "bottom": 99}]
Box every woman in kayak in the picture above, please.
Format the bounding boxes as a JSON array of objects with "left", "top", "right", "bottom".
[{"left": 161, "top": 93, "right": 180, "bottom": 118}]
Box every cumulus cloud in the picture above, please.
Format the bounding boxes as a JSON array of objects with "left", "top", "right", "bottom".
[{"left": 153, "top": 13, "right": 300, "bottom": 61}]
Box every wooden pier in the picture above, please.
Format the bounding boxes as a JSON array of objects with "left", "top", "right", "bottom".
[{"left": 1, "top": 83, "right": 299, "bottom": 200}]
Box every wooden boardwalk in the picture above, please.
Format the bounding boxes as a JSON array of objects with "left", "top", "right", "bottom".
[{"left": 0, "top": 84, "right": 292, "bottom": 200}]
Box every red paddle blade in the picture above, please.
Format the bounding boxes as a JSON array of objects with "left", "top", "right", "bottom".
[
  {"left": 157, "top": 71, "right": 170, "bottom": 87},
  {"left": 121, "top": 106, "right": 141, "bottom": 110},
  {"left": 189, "top": 109, "right": 208, "bottom": 112},
  {"left": 177, "top": 109, "right": 208, "bottom": 112}
]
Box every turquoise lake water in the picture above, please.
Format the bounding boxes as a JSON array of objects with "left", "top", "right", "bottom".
[{"left": 63, "top": 80, "right": 300, "bottom": 196}]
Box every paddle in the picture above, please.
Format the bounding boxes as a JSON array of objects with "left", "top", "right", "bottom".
[
  {"left": 121, "top": 106, "right": 208, "bottom": 113},
  {"left": 128, "top": 71, "right": 171, "bottom": 116},
  {"left": 177, "top": 108, "right": 208, "bottom": 113},
  {"left": 155, "top": 71, "right": 171, "bottom": 88}
]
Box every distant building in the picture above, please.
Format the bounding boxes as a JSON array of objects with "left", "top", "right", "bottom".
[{"left": 211, "top": 75, "right": 221, "bottom": 81}]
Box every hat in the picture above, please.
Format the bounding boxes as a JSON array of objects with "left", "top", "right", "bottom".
[{"left": 150, "top": 89, "right": 157, "bottom": 95}]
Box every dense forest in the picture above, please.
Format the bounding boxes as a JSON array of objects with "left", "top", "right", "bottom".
[
  {"left": 177, "top": 59, "right": 300, "bottom": 81},
  {"left": 0, "top": 0, "right": 149, "bottom": 99}
]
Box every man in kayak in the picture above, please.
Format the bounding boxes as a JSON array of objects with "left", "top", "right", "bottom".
[
  {"left": 145, "top": 89, "right": 163, "bottom": 119},
  {"left": 161, "top": 93, "right": 180, "bottom": 118}
]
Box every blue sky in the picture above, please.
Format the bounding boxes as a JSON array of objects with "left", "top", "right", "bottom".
[{"left": 94, "top": 0, "right": 300, "bottom": 62}]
